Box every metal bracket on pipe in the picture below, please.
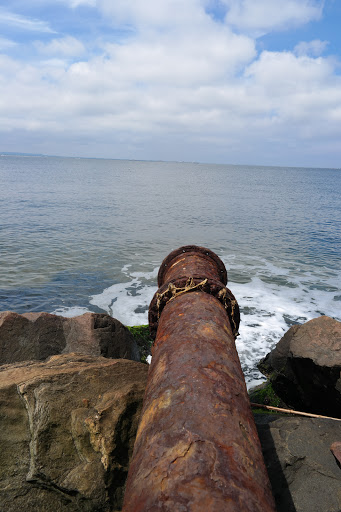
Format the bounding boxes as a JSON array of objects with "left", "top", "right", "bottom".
[{"left": 149, "top": 276, "right": 240, "bottom": 339}]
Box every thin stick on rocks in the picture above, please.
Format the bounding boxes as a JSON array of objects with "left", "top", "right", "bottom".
[{"left": 250, "top": 402, "right": 341, "bottom": 422}]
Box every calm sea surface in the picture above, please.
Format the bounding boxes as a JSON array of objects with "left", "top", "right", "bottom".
[{"left": 1, "top": 156, "right": 340, "bottom": 385}]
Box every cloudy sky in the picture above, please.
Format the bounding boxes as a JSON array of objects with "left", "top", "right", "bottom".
[{"left": 1, "top": 0, "right": 340, "bottom": 167}]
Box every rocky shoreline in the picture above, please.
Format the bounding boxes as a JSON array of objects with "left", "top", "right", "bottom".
[{"left": 0, "top": 311, "right": 340, "bottom": 511}]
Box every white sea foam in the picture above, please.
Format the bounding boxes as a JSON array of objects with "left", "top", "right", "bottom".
[
  {"left": 89, "top": 267, "right": 159, "bottom": 326},
  {"left": 52, "top": 306, "right": 92, "bottom": 317},
  {"left": 53, "top": 258, "right": 340, "bottom": 387},
  {"left": 221, "top": 255, "right": 341, "bottom": 386}
]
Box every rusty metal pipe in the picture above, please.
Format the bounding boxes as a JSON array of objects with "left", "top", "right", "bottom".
[
  {"left": 122, "top": 246, "right": 275, "bottom": 512},
  {"left": 157, "top": 245, "right": 227, "bottom": 286}
]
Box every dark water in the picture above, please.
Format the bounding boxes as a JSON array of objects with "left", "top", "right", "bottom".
[{"left": 1, "top": 156, "right": 340, "bottom": 385}]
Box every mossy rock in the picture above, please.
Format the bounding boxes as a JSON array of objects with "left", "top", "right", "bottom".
[
  {"left": 249, "top": 381, "right": 287, "bottom": 415},
  {"left": 127, "top": 325, "right": 153, "bottom": 364}
]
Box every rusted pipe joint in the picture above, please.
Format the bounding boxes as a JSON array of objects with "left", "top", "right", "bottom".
[
  {"left": 149, "top": 277, "right": 240, "bottom": 340},
  {"left": 149, "top": 245, "right": 240, "bottom": 339},
  {"left": 157, "top": 245, "right": 227, "bottom": 287}
]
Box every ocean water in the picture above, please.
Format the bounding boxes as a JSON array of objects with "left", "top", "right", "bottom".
[{"left": 1, "top": 156, "right": 340, "bottom": 387}]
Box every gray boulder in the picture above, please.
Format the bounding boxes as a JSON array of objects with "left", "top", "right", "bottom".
[
  {"left": 0, "top": 311, "right": 140, "bottom": 364},
  {"left": 255, "top": 414, "right": 341, "bottom": 512},
  {"left": 258, "top": 316, "right": 341, "bottom": 417}
]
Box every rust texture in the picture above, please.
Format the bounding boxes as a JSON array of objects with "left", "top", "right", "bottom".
[
  {"left": 122, "top": 246, "right": 276, "bottom": 512},
  {"left": 157, "top": 245, "right": 227, "bottom": 287},
  {"left": 149, "top": 276, "right": 240, "bottom": 340}
]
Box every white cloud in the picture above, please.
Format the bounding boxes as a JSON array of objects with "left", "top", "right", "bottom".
[
  {"left": 245, "top": 50, "right": 334, "bottom": 92},
  {"left": 67, "top": 0, "right": 96, "bottom": 6},
  {"left": 102, "top": 26, "right": 255, "bottom": 87},
  {"left": 0, "top": 37, "right": 17, "bottom": 50},
  {"left": 241, "top": 50, "right": 341, "bottom": 144},
  {"left": 97, "top": 0, "right": 203, "bottom": 27},
  {"left": 294, "top": 39, "right": 328, "bottom": 57},
  {"left": 0, "top": 0, "right": 340, "bottom": 166},
  {"left": 222, "top": 0, "right": 323, "bottom": 34},
  {"left": 0, "top": 8, "right": 55, "bottom": 33},
  {"left": 14, "top": 0, "right": 97, "bottom": 7},
  {"left": 1, "top": 43, "right": 340, "bottom": 143},
  {"left": 35, "top": 36, "right": 85, "bottom": 57}
]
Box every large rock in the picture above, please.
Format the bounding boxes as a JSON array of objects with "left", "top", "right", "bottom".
[
  {"left": 0, "top": 353, "right": 148, "bottom": 511},
  {"left": 258, "top": 316, "right": 341, "bottom": 417},
  {"left": 0, "top": 311, "right": 140, "bottom": 364},
  {"left": 255, "top": 414, "right": 341, "bottom": 512}
]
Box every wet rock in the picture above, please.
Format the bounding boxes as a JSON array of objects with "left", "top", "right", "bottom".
[
  {"left": 0, "top": 311, "right": 140, "bottom": 364},
  {"left": 331, "top": 441, "right": 341, "bottom": 467},
  {"left": 255, "top": 414, "right": 341, "bottom": 512},
  {"left": 258, "top": 316, "right": 341, "bottom": 417},
  {"left": 0, "top": 353, "right": 148, "bottom": 511}
]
